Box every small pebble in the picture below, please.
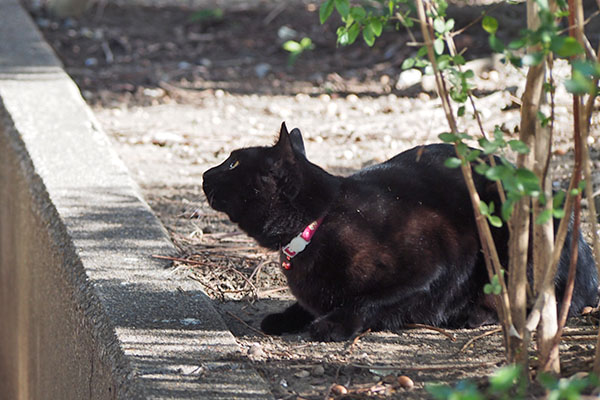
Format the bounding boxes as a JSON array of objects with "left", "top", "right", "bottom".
[
  {"left": 84, "top": 57, "right": 98, "bottom": 67},
  {"left": 312, "top": 365, "right": 325, "bottom": 376},
  {"left": 254, "top": 63, "right": 271, "bottom": 78},
  {"left": 398, "top": 375, "right": 414, "bottom": 389},
  {"left": 295, "top": 370, "right": 310, "bottom": 378},
  {"left": 248, "top": 344, "right": 265, "bottom": 358},
  {"left": 331, "top": 384, "right": 348, "bottom": 395}
]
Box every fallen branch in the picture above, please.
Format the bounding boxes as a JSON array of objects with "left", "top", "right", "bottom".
[
  {"left": 405, "top": 323, "right": 456, "bottom": 342},
  {"left": 345, "top": 329, "right": 372, "bottom": 353},
  {"left": 351, "top": 361, "right": 500, "bottom": 372},
  {"left": 457, "top": 327, "right": 503, "bottom": 354}
]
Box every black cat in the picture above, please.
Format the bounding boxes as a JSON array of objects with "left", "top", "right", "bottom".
[{"left": 202, "top": 122, "right": 598, "bottom": 341}]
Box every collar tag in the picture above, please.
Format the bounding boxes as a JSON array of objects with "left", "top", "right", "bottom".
[{"left": 281, "top": 218, "right": 323, "bottom": 259}]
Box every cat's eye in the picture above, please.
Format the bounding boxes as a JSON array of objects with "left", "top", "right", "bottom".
[{"left": 229, "top": 160, "right": 240, "bottom": 170}]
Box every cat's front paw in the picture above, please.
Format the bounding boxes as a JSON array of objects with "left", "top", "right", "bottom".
[
  {"left": 260, "top": 302, "right": 315, "bottom": 335},
  {"left": 309, "top": 318, "right": 356, "bottom": 342},
  {"left": 260, "top": 313, "right": 289, "bottom": 335}
]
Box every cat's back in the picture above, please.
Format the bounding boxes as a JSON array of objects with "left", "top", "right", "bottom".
[
  {"left": 352, "top": 144, "right": 459, "bottom": 181},
  {"left": 334, "top": 143, "right": 482, "bottom": 227},
  {"left": 348, "top": 143, "right": 471, "bottom": 200}
]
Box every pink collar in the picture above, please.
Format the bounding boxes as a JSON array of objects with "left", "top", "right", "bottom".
[{"left": 281, "top": 217, "right": 324, "bottom": 269}]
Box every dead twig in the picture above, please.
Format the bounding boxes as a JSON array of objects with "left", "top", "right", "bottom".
[
  {"left": 351, "top": 360, "right": 500, "bottom": 371},
  {"left": 152, "top": 254, "right": 202, "bottom": 264},
  {"left": 561, "top": 336, "right": 597, "bottom": 341},
  {"left": 345, "top": 329, "right": 372, "bottom": 353},
  {"left": 457, "top": 327, "right": 502, "bottom": 354},
  {"left": 405, "top": 323, "right": 456, "bottom": 342},
  {"left": 257, "top": 287, "right": 289, "bottom": 296}
]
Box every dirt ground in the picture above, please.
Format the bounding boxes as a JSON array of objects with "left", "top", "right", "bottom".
[{"left": 29, "top": 0, "right": 600, "bottom": 397}]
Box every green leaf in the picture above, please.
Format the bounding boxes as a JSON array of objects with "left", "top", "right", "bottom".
[
  {"left": 537, "top": 111, "right": 551, "bottom": 127},
  {"left": 475, "top": 163, "right": 490, "bottom": 175},
  {"left": 479, "top": 137, "right": 498, "bottom": 155},
  {"left": 370, "top": 18, "right": 383, "bottom": 36},
  {"left": 551, "top": 35, "right": 584, "bottom": 58},
  {"left": 320, "top": 0, "right": 335, "bottom": 24},
  {"left": 482, "top": 16, "right": 498, "bottom": 34},
  {"left": 484, "top": 283, "right": 493, "bottom": 295},
  {"left": 425, "top": 383, "right": 454, "bottom": 400},
  {"left": 300, "top": 37, "right": 313, "bottom": 48},
  {"left": 437, "top": 0, "right": 448, "bottom": 16},
  {"left": 516, "top": 168, "right": 538, "bottom": 184},
  {"left": 437, "top": 54, "right": 452, "bottom": 70},
  {"left": 490, "top": 365, "right": 522, "bottom": 393},
  {"left": 508, "top": 53, "right": 523, "bottom": 68},
  {"left": 439, "top": 132, "right": 459, "bottom": 143},
  {"left": 433, "top": 17, "right": 446, "bottom": 34},
  {"left": 565, "top": 62, "right": 599, "bottom": 94},
  {"left": 417, "top": 46, "right": 428, "bottom": 57},
  {"left": 454, "top": 54, "right": 466, "bottom": 66},
  {"left": 457, "top": 105, "right": 465, "bottom": 117},
  {"left": 573, "top": 60, "right": 600, "bottom": 78},
  {"left": 489, "top": 215, "right": 503, "bottom": 228},
  {"left": 489, "top": 34, "right": 505, "bottom": 53},
  {"left": 508, "top": 37, "right": 527, "bottom": 50},
  {"left": 445, "top": 19, "right": 455, "bottom": 32},
  {"left": 402, "top": 58, "right": 416, "bottom": 70},
  {"left": 479, "top": 201, "right": 489, "bottom": 215},
  {"left": 349, "top": 6, "right": 366, "bottom": 20},
  {"left": 283, "top": 40, "right": 302, "bottom": 53},
  {"left": 334, "top": 0, "right": 350, "bottom": 18},
  {"left": 565, "top": 75, "right": 595, "bottom": 94},
  {"left": 347, "top": 22, "right": 360, "bottom": 44},
  {"left": 456, "top": 142, "right": 469, "bottom": 157},
  {"left": 485, "top": 165, "right": 508, "bottom": 181},
  {"left": 508, "top": 140, "right": 530, "bottom": 154},
  {"left": 434, "top": 38, "right": 445, "bottom": 55},
  {"left": 362, "top": 23, "right": 375, "bottom": 46},
  {"left": 337, "top": 27, "right": 350, "bottom": 46},
  {"left": 465, "top": 149, "right": 481, "bottom": 162},
  {"left": 553, "top": 190, "right": 566, "bottom": 209},
  {"left": 444, "top": 157, "right": 462, "bottom": 168}
]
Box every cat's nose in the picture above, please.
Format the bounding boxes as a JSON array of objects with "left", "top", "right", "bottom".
[{"left": 202, "top": 166, "right": 217, "bottom": 182}]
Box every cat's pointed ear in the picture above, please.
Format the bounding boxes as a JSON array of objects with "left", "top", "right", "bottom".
[
  {"left": 276, "top": 122, "right": 306, "bottom": 159},
  {"left": 275, "top": 122, "right": 297, "bottom": 160},
  {"left": 289, "top": 128, "right": 306, "bottom": 157},
  {"left": 276, "top": 122, "right": 290, "bottom": 147}
]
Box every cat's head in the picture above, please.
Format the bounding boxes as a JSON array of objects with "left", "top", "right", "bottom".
[{"left": 202, "top": 122, "right": 308, "bottom": 248}]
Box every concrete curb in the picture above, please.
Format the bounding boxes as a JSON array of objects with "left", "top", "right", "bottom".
[{"left": 0, "top": 0, "right": 272, "bottom": 398}]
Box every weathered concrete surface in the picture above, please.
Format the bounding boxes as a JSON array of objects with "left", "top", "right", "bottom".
[{"left": 0, "top": 0, "right": 273, "bottom": 398}]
